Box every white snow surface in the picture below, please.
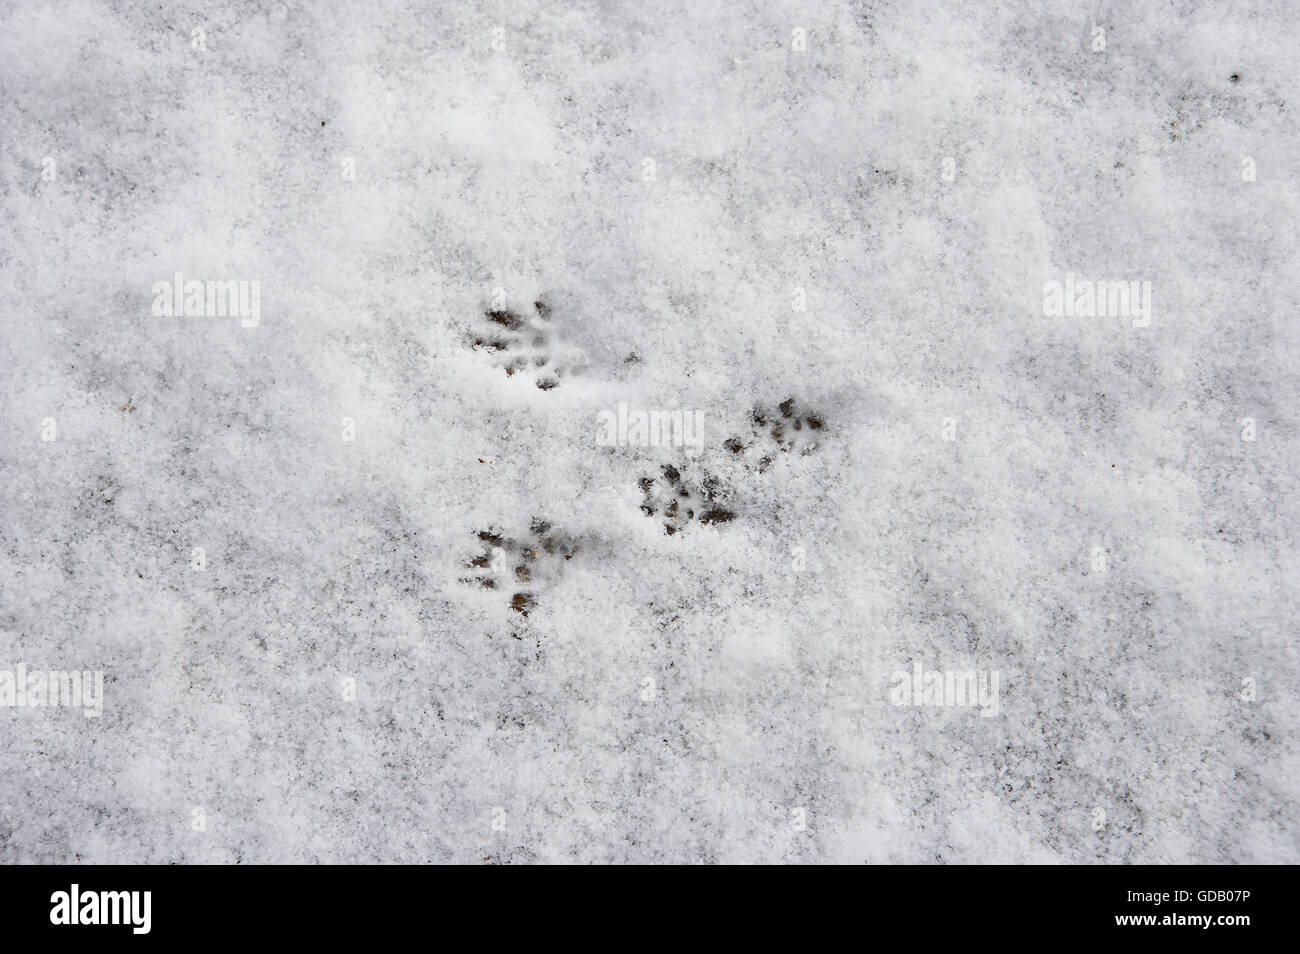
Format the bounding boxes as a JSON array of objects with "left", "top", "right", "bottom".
[{"left": 1, "top": 0, "right": 1297, "bottom": 863}]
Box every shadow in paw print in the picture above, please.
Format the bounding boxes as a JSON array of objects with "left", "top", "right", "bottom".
[
  {"left": 724, "top": 397, "right": 825, "bottom": 472},
  {"left": 469, "top": 298, "right": 580, "bottom": 391},
  {"left": 638, "top": 462, "right": 735, "bottom": 536},
  {"left": 458, "top": 518, "right": 578, "bottom": 616}
]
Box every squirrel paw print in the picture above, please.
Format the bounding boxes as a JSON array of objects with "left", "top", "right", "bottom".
[
  {"left": 459, "top": 518, "right": 579, "bottom": 617},
  {"left": 724, "top": 398, "right": 825, "bottom": 472},
  {"left": 637, "top": 462, "right": 735, "bottom": 536},
  {"left": 468, "top": 298, "right": 586, "bottom": 391}
]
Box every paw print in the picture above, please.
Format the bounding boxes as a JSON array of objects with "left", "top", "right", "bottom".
[
  {"left": 458, "top": 518, "right": 579, "bottom": 616},
  {"left": 634, "top": 400, "right": 826, "bottom": 534},
  {"left": 468, "top": 298, "right": 585, "bottom": 390},
  {"left": 724, "top": 398, "right": 825, "bottom": 472},
  {"left": 638, "top": 463, "right": 735, "bottom": 535}
]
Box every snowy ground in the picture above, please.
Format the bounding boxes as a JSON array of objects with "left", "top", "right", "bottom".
[{"left": 1, "top": 0, "right": 1297, "bottom": 863}]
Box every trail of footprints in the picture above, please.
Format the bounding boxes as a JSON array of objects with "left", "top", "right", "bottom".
[{"left": 460, "top": 298, "right": 828, "bottom": 608}]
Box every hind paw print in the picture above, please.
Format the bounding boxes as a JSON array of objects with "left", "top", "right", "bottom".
[
  {"left": 637, "top": 462, "right": 736, "bottom": 535},
  {"left": 724, "top": 398, "right": 825, "bottom": 472},
  {"left": 458, "top": 518, "right": 578, "bottom": 616},
  {"left": 468, "top": 299, "right": 585, "bottom": 390}
]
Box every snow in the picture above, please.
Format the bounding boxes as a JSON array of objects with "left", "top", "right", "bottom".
[{"left": 1, "top": 0, "right": 1297, "bottom": 863}]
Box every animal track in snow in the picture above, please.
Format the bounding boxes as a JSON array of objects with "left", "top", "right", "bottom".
[
  {"left": 637, "top": 462, "right": 736, "bottom": 536},
  {"left": 467, "top": 298, "right": 585, "bottom": 391},
  {"left": 458, "top": 519, "right": 579, "bottom": 617},
  {"left": 635, "top": 398, "right": 828, "bottom": 535},
  {"left": 723, "top": 397, "right": 825, "bottom": 472}
]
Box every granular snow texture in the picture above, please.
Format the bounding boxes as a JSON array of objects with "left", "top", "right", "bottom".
[{"left": 1, "top": 0, "right": 1297, "bottom": 863}]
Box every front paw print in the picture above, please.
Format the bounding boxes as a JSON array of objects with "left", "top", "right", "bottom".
[
  {"left": 724, "top": 397, "right": 825, "bottom": 472},
  {"left": 638, "top": 463, "right": 735, "bottom": 535},
  {"left": 467, "top": 298, "right": 585, "bottom": 391},
  {"left": 458, "top": 518, "right": 579, "bottom": 617}
]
